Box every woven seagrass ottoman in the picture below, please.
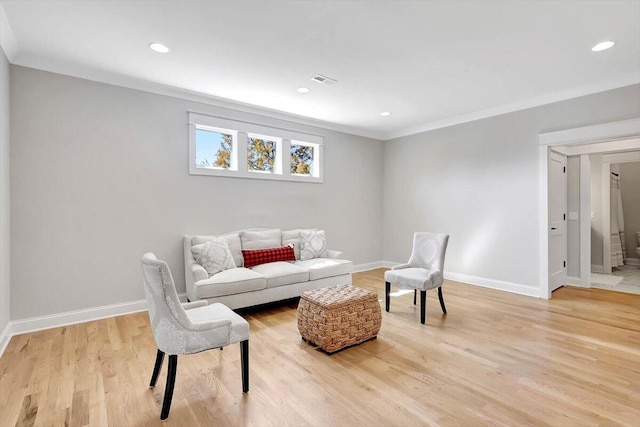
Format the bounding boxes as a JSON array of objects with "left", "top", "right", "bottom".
[{"left": 297, "top": 285, "right": 382, "bottom": 354}]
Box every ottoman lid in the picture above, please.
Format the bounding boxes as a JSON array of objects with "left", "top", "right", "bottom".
[{"left": 300, "top": 285, "right": 378, "bottom": 309}]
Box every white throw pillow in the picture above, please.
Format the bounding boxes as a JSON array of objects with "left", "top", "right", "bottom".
[
  {"left": 299, "top": 230, "right": 327, "bottom": 261},
  {"left": 192, "top": 233, "right": 243, "bottom": 267},
  {"left": 191, "top": 237, "right": 236, "bottom": 276},
  {"left": 282, "top": 228, "right": 317, "bottom": 260}
]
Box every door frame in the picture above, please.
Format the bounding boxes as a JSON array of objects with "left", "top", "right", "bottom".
[
  {"left": 601, "top": 151, "right": 640, "bottom": 273},
  {"left": 538, "top": 118, "right": 640, "bottom": 299}
]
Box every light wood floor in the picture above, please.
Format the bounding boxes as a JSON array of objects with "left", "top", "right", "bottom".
[{"left": 1, "top": 268, "right": 639, "bottom": 426}]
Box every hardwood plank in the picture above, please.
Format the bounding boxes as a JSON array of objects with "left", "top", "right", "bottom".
[{"left": 1, "top": 268, "right": 638, "bottom": 426}]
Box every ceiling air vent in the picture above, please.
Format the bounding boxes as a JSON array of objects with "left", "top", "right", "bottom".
[{"left": 311, "top": 74, "right": 338, "bottom": 85}]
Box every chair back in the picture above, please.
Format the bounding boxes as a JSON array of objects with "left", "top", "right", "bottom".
[
  {"left": 408, "top": 232, "right": 449, "bottom": 272},
  {"left": 141, "top": 253, "right": 193, "bottom": 353}
]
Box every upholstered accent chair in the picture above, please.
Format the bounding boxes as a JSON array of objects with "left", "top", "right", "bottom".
[
  {"left": 141, "top": 253, "right": 250, "bottom": 420},
  {"left": 384, "top": 232, "right": 449, "bottom": 324}
]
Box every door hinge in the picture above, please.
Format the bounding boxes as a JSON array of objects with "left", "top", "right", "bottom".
[
  {"left": 563, "top": 261, "right": 566, "bottom": 268},
  {"left": 563, "top": 166, "right": 566, "bottom": 173},
  {"left": 563, "top": 213, "right": 566, "bottom": 220}
]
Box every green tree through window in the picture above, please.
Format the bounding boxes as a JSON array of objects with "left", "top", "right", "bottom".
[
  {"left": 214, "top": 133, "right": 233, "bottom": 169},
  {"left": 291, "top": 144, "right": 314, "bottom": 175},
  {"left": 247, "top": 137, "right": 276, "bottom": 172}
]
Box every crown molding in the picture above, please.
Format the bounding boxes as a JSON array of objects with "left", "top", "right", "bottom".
[
  {"left": 0, "top": 3, "right": 18, "bottom": 60},
  {"left": 6, "top": 48, "right": 640, "bottom": 142},
  {"left": 10, "top": 52, "right": 382, "bottom": 140},
  {"left": 383, "top": 73, "right": 640, "bottom": 141}
]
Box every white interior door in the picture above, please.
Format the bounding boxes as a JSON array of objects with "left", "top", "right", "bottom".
[{"left": 549, "top": 151, "right": 567, "bottom": 292}]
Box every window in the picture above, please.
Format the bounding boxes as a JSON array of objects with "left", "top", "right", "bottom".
[
  {"left": 247, "top": 134, "right": 280, "bottom": 174},
  {"left": 290, "top": 142, "right": 317, "bottom": 176},
  {"left": 189, "top": 112, "right": 323, "bottom": 183},
  {"left": 194, "top": 127, "right": 236, "bottom": 170}
]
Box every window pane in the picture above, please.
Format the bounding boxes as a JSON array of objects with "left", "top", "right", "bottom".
[
  {"left": 291, "top": 144, "right": 314, "bottom": 175},
  {"left": 247, "top": 137, "right": 276, "bottom": 172},
  {"left": 195, "top": 128, "right": 233, "bottom": 169}
]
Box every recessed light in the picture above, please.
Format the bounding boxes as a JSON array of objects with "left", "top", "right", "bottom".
[
  {"left": 149, "top": 42, "right": 170, "bottom": 53},
  {"left": 297, "top": 87, "right": 310, "bottom": 94},
  {"left": 380, "top": 111, "right": 391, "bottom": 117},
  {"left": 592, "top": 41, "right": 615, "bottom": 52}
]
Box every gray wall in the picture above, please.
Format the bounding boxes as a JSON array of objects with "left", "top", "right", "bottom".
[
  {"left": 619, "top": 161, "right": 640, "bottom": 260},
  {"left": 0, "top": 47, "right": 9, "bottom": 333},
  {"left": 10, "top": 66, "right": 383, "bottom": 320},
  {"left": 566, "top": 156, "right": 580, "bottom": 278},
  {"left": 383, "top": 84, "right": 640, "bottom": 292}
]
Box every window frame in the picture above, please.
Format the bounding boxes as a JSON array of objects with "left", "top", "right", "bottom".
[
  {"left": 192, "top": 125, "right": 238, "bottom": 172},
  {"left": 188, "top": 112, "right": 323, "bottom": 183}
]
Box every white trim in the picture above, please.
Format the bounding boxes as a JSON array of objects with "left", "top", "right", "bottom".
[
  {"left": 352, "top": 261, "right": 385, "bottom": 273},
  {"left": 0, "top": 322, "right": 11, "bottom": 358},
  {"left": 11, "top": 53, "right": 380, "bottom": 140},
  {"left": 188, "top": 112, "right": 324, "bottom": 183},
  {"left": 9, "top": 293, "right": 187, "bottom": 337},
  {"left": 539, "top": 145, "right": 551, "bottom": 298},
  {"left": 538, "top": 119, "right": 640, "bottom": 300},
  {"left": 0, "top": 4, "right": 18, "bottom": 61},
  {"left": 385, "top": 76, "right": 640, "bottom": 140},
  {"left": 625, "top": 258, "right": 640, "bottom": 266},
  {"left": 383, "top": 261, "right": 540, "bottom": 298},
  {"left": 7, "top": 47, "right": 639, "bottom": 141},
  {"left": 602, "top": 162, "right": 611, "bottom": 274},
  {"left": 538, "top": 118, "right": 640, "bottom": 147},
  {"left": 602, "top": 150, "right": 640, "bottom": 164},
  {"left": 579, "top": 155, "right": 591, "bottom": 288},
  {"left": 591, "top": 264, "right": 604, "bottom": 273},
  {"left": 443, "top": 272, "right": 540, "bottom": 298}
]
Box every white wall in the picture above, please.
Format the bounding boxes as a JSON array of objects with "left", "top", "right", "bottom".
[
  {"left": 10, "top": 66, "right": 383, "bottom": 320},
  {"left": 566, "top": 156, "right": 580, "bottom": 278},
  {"left": 383, "top": 84, "right": 640, "bottom": 294},
  {"left": 0, "top": 47, "right": 9, "bottom": 334},
  {"left": 619, "top": 161, "right": 640, "bottom": 261}
]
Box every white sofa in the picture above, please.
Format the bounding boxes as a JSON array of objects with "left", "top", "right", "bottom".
[{"left": 184, "top": 228, "right": 353, "bottom": 309}]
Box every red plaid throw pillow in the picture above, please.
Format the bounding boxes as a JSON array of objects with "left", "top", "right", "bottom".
[{"left": 242, "top": 245, "right": 296, "bottom": 268}]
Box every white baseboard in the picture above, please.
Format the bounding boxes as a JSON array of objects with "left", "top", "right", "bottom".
[
  {"left": 443, "top": 271, "right": 540, "bottom": 298},
  {"left": 0, "top": 322, "right": 11, "bottom": 358},
  {"left": 624, "top": 258, "right": 640, "bottom": 266},
  {"left": 0, "top": 293, "right": 187, "bottom": 359},
  {"left": 591, "top": 264, "right": 604, "bottom": 273},
  {"left": 353, "top": 261, "right": 385, "bottom": 272},
  {"left": 383, "top": 261, "right": 540, "bottom": 298}
]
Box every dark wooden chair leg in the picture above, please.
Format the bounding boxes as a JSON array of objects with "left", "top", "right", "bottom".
[
  {"left": 149, "top": 349, "right": 165, "bottom": 388},
  {"left": 385, "top": 281, "right": 391, "bottom": 312},
  {"left": 420, "top": 291, "right": 426, "bottom": 324},
  {"left": 160, "top": 355, "right": 178, "bottom": 420},
  {"left": 413, "top": 289, "right": 416, "bottom": 305},
  {"left": 438, "top": 287, "right": 447, "bottom": 314},
  {"left": 240, "top": 340, "right": 249, "bottom": 393}
]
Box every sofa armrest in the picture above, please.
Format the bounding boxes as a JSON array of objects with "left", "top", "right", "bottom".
[
  {"left": 326, "top": 249, "right": 343, "bottom": 259},
  {"left": 391, "top": 263, "right": 411, "bottom": 270},
  {"left": 182, "top": 300, "right": 208, "bottom": 310},
  {"left": 190, "top": 262, "right": 208, "bottom": 282}
]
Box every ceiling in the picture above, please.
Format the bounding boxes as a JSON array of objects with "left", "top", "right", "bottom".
[{"left": 1, "top": 1, "right": 639, "bottom": 140}]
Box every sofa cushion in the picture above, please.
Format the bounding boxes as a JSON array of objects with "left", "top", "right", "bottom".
[
  {"left": 250, "top": 261, "right": 310, "bottom": 289},
  {"left": 194, "top": 268, "right": 266, "bottom": 298},
  {"left": 191, "top": 238, "right": 236, "bottom": 276},
  {"left": 299, "top": 229, "right": 327, "bottom": 260},
  {"left": 242, "top": 245, "right": 296, "bottom": 268},
  {"left": 240, "top": 229, "right": 282, "bottom": 250},
  {"left": 282, "top": 228, "right": 316, "bottom": 260},
  {"left": 294, "top": 258, "right": 353, "bottom": 281},
  {"left": 192, "top": 233, "right": 243, "bottom": 267}
]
